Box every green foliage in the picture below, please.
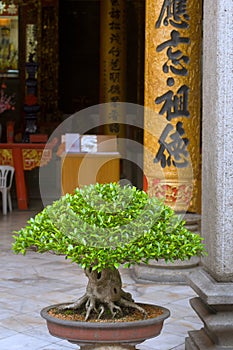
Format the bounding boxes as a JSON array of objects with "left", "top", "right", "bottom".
[{"left": 12, "top": 182, "right": 206, "bottom": 271}]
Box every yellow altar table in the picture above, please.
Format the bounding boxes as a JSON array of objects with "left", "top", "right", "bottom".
[
  {"left": 0, "top": 143, "right": 53, "bottom": 210},
  {"left": 60, "top": 152, "right": 120, "bottom": 195}
]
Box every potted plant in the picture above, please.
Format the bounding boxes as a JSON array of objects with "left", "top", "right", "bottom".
[{"left": 12, "top": 182, "right": 205, "bottom": 350}]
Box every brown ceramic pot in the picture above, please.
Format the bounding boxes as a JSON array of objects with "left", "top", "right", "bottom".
[{"left": 41, "top": 303, "right": 170, "bottom": 349}]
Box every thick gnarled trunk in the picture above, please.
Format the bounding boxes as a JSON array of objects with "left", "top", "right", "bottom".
[{"left": 59, "top": 267, "right": 146, "bottom": 321}]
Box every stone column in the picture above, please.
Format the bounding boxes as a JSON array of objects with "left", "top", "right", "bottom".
[
  {"left": 136, "top": 0, "right": 203, "bottom": 283},
  {"left": 143, "top": 0, "right": 202, "bottom": 213},
  {"left": 185, "top": 0, "right": 233, "bottom": 349}
]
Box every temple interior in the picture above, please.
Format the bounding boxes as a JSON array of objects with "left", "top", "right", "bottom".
[{"left": 0, "top": 0, "right": 203, "bottom": 214}]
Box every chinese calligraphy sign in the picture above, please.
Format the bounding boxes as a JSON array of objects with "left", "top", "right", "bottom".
[
  {"left": 144, "top": 0, "right": 202, "bottom": 212},
  {"left": 100, "top": 0, "right": 126, "bottom": 136}
]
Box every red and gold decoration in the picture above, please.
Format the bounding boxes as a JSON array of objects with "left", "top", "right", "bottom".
[
  {"left": 0, "top": 143, "right": 53, "bottom": 209},
  {"left": 0, "top": 146, "right": 51, "bottom": 169},
  {"left": 144, "top": 0, "right": 202, "bottom": 213}
]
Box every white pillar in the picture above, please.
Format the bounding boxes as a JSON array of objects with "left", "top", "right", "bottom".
[
  {"left": 186, "top": 1, "right": 233, "bottom": 348},
  {"left": 201, "top": 0, "right": 233, "bottom": 281}
]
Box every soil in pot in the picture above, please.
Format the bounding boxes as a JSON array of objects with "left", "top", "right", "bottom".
[{"left": 48, "top": 303, "right": 164, "bottom": 323}]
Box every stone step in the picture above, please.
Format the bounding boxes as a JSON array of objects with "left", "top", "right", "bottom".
[
  {"left": 186, "top": 329, "right": 216, "bottom": 350},
  {"left": 190, "top": 297, "right": 233, "bottom": 346}
]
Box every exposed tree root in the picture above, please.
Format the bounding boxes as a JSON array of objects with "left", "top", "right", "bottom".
[{"left": 58, "top": 267, "right": 147, "bottom": 321}]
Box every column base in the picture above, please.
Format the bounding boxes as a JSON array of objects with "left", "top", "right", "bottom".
[
  {"left": 185, "top": 269, "right": 233, "bottom": 349},
  {"left": 185, "top": 329, "right": 216, "bottom": 350},
  {"left": 132, "top": 257, "right": 200, "bottom": 284},
  {"left": 186, "top": 328, "right": 233, "bottom": 350}
]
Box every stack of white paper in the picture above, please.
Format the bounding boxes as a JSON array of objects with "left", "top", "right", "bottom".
[{"left": 65, "top": 133, "right": 80, "bottom": 153}]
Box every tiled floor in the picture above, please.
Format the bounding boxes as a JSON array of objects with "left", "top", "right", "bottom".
[{"left": 0, "top": 202, "right": 203, "bottom": 350}]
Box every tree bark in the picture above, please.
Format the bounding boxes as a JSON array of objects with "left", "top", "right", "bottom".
[{"left": 59, "top": 267, "right": 147, "bottom": 321}]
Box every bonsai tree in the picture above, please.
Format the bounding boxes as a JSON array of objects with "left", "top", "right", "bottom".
[{"left": 13, "top": 182, "right": 205, "bottom": 321}]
